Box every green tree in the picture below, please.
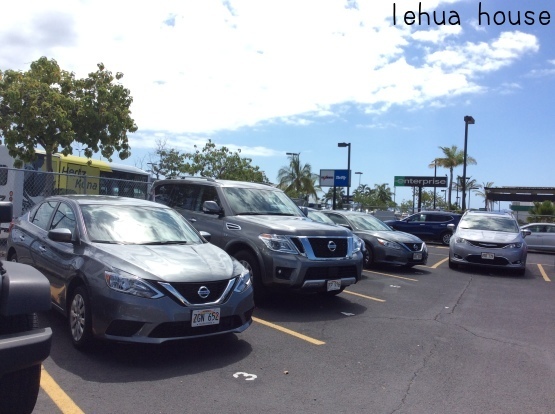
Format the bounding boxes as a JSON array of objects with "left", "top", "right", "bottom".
[
  {"left": 474, "top": 181, "right": 495, "bottom": 211},
  {"left": 0, "top": 57, "right": 137, "bottom": 172},
  {"left": 527, "top": 201, "right": 555, "bottom": 223},
  {"left": 435, "top": 145, "right": 477, "bottom": 208},
  {"left": 276, "top": 154, "right": 319, "bottom": 202},
  {"left": 373, "top": 183, "right": 394, "bottom": 207},
  {"left": 321, "top": 187, "right": 345, "bottom": 209},
  {"left": 175, "top": 139, "right": 267, "bottom": 182}
]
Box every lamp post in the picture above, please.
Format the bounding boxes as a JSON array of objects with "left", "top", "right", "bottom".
[
  {"left": 355, "top": 171, "right": 363, "bottom": 187},
  {"left": 461, "top": 115, "right": 475, "bottom": 211},
  {"left": 338, "top": 142, "right": 351, "bottom": 207}
]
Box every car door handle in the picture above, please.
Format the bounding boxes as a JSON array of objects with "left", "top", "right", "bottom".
[
  {"left": 188, "top": 218, "right": 197, "bottom": 223},
  {"left": 39, "top": 246, "right": 47, "bottom": 253}
]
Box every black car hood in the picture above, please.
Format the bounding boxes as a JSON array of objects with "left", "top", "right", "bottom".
[
  {"left": 91, "top": 242, "right": 239, "bottom": 283},
  {"left": 356, "top": 230, "right": 424, "bottom": 244}
]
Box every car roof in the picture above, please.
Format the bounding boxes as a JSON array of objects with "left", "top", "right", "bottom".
[
  {"left": 45, "top": 195, "right": 168, "bottom": 208},
  {"left": 152, "top": 178, "right": 277, "bottom": 190},
  {"left": 462, "top": 210, "right": 514, "bottom": 218}
]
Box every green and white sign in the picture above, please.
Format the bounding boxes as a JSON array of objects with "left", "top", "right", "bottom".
[{"left": 394, "top": 176, "right": 448, "bottom": 187}]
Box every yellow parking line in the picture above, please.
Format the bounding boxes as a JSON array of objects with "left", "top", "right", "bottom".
[
  {"left": 343, "top": 290, "right": 385, "bottom": 303},
  {"left": 252, "top": 316, "right": 325, "bottom": 345},
  {"left": 363, "top": 269, "right": 418, "bottom": 282},
  {"left": 537, "top": 264, "right": 551, "bottom": 282},
  {"left": 41, "top": 366, "right": 85, "bottom": 414},
  {"left": 431, "top": 257, "right": 449, "bottom": 269}
]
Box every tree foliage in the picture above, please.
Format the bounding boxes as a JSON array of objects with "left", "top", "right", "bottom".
[
  {"left": 154, "top": 139, "right": 268, "bottom": 182},
  {"left": 527, "top": 201, "right": 555, "bottom": 223},
  {"left": 434, "top": 146, "right": 477, "bottom": 208},
  {"left": 0, "top": 57, "right": 137, "bottom": 171},
  {"left": 276, "top": 154, "right": 319, "bottom": 202}
]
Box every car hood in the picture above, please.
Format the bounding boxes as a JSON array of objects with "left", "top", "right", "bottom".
[
  {"left": 231, "top": 215, "right": 351, "bottom": 235},
  {"left": 356, "top": 229, "right": 423, "bottom": 244},
  {"left": 456, "top": 229, "right": 521, "bottom": 243},
  {"left": 91, "top": 242, "right": 240, "bottom": 283}
]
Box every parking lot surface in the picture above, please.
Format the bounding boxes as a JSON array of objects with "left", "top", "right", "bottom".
[{"left": 26, "top": 246, "right": 555, "bottom": 413}]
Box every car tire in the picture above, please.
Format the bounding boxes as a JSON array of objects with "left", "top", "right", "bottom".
[
  {"left": 234, "top": 251, "right": 269, "bottom": 304},
  {"left": 363, "top": 245, "right": 374, "bottom": 269},
  {"left": 7, "top": 250, "right": 18, "bottom": 262},
  {"left": 440, "top": 232, "right": 452, "bottom": 246},
  {"left": 0, "top": 314, "right": 42, "bottom": 414},
  {"left": 448, "top": 259, "right": 458, "bottom": 269},
  {"left": 68, "top": 286, "right": 93, "bottom": 350}
]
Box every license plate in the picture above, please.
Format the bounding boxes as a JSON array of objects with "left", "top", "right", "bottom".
[
  {"left": 191, "top": 308, "right": 220, "bottom": 327},
  {"left": 413, "top": 252, "right": 422, "bottom": 260},
  {"left": 482, "top": 252, "right": 495, "bottom": 260},
  {"left": 327, "top": 279, "right": 342, "bottom": 291}
]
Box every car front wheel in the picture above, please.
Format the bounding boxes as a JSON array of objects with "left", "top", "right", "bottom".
[
  {"left": 234, "top": 251, "right": 269, "bottom": 304},
  {"left": 68, "top": 286, "right": 93, "bottom": 350}
]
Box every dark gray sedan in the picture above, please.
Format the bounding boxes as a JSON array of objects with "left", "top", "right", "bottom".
[
  {"left": 6, "top": 195, "right": 254, "bottom": 349},
  {"left": 321, "top": 210, "right": 428, "bottom": 268}
]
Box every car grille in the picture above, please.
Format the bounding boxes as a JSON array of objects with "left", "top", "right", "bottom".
[
  {"left": 306, "top": 237, "right": 348, "bottom": 258},
  {"left": 467, "top": 241, "right": 511, "bottom": 249},
  {"left": 466, "top": 255, "right": 510, "bottom": 265},
  {"left": 160, "top": 280, "right": 233, "bottom": 305},
  {"left": 304, "top": 265, "right": 358, "bottom": 280},
  {"left": 401, "top": 243, "right": 423, "bottom": 252}
]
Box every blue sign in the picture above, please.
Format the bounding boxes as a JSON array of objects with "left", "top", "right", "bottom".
[{"left": 334, "top": 169, "right": 350, "bottom": 187}]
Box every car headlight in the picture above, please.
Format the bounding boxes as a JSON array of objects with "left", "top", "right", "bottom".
[
  {"left": 504, "top": 242, "right": 523, "bottom": 249},
  {"left": 259, "top": 234, "right": 299, "bottom": 254},
  {"left": 455, "top": 237, "right": 469, "bottom": 244},
  {"left": 234, "top": 267, "right": 252, "bottom": 293},
  {"left": 376, "top": 238, "right": 401, "bottom": 249},
  {"left": 353, "top": 234, "right": 363, "bottom": 253},
  {"left": 105, "top": 270, "right": 164, "bottom": 299}
]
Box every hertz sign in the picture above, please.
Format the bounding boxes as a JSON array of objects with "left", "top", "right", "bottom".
[{"left": 394, "top": 176, "right": 447, "bottom": 188}]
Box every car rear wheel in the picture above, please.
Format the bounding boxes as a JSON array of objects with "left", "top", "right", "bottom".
[
  {"left": 441, "top": 232, "right": 452, "bottom": 246},
  {"left": 7, "top": 250, "right": 18, "bottom": 262},
  {"left": 0, "top": 314, "right": 42, "bottom": 414},
  {"left": 234, "top": 251, "right": 268, "bottom": 304},
  {"left": 68, "top": 286, "right": 93, "bottom": 350}
]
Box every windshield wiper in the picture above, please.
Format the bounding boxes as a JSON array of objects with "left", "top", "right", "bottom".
[
  {"left": 90, "top": 240, "right": 124, "bottom": 244},
  {"left": 138, "top": 241, "right": 189, "bottom": 245}
]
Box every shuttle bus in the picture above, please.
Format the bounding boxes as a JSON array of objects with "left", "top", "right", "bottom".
[{"left": 0, "top": 145, "right": 150, "bottom": 217}]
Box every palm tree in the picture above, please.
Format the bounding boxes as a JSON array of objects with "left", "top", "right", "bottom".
[
  {"left": 321, "top": 187, "right": 345, "bottom": 209},
  {"left": 474, "top": 181, "right": 495, "bottom": 210},
  {"left": 277, "top": 154, "right": 320, "bottom": 202},
  {"left": 435, "top": 145, "right": 477, "bottom": 208},
  {"left": 373, "top": 183, "right": 393, "bottom": 207}
]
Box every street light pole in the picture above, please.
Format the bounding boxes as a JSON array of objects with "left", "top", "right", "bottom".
[
  {"left": 338, "top": 142, "right": 351, "bottom": 208},
  {"left": 355, "top": 172, "right": 363, "bottom": 187},
  {"left": 461, "top": 115, "right": 475, "bottom": 211}
]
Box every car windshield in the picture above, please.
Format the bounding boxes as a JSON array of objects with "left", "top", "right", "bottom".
[
  {"left": 223, "top": 187, "right": 303, "bottom": 216},
  {"left": 81, "top": 204, "right": 203, "bottom": 244},
  {"left": 459, "top": 215, "right": 519, "bottom": 233},
  {"left": 349, "top": 215, "right": 392, "bottom": 231}
]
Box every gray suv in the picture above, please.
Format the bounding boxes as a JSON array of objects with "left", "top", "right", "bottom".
[{"left": 151, "top": 178, "right": 364, "bottom": 302}]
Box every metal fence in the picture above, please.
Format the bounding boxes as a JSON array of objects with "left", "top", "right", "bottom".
[{"left": 0, "top": 167, "right": 151, "bottom": 217}]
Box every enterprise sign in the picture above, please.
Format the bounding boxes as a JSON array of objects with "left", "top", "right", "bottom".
[{"left": 394, "top": 176, "right": 447, "bottom": 188}]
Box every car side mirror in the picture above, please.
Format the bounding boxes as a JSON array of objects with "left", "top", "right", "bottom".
[
  {"left": 48, "top": 228, "right": 74, "bottom": 243},
  {"left": 199, "top": 231, "right": 211, "bottom": 242},
  {"left": 447, "top": 223, "right": 455, "bottom": 231},
  {"left": 203, "top": 201, "right": 223, "bottom": 215},
  {"left": 521, "top": 229, "right": 531, "bottom": 237}
]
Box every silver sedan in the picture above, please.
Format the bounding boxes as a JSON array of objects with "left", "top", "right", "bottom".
[{"left": 520, "top": 223, "right": 555, "bottom": 252}]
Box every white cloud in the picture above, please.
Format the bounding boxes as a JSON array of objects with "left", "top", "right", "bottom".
[{"left": 0, "top": 1, "right": 541, "bottom": 141}]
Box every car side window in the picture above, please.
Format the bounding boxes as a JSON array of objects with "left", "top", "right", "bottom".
[
  {"left": 31, "top": 201, "right": 58, "bottom": 230},
  {"left": 197, "top": 186, "right": 220, "bottom": 212},
  {"left": 51, "top": 202, "right": 76, "bottom": 231}
]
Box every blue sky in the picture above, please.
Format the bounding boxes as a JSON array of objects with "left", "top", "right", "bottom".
[{"left": 2, "top": 0, "right": 554, "bottom": 208}]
